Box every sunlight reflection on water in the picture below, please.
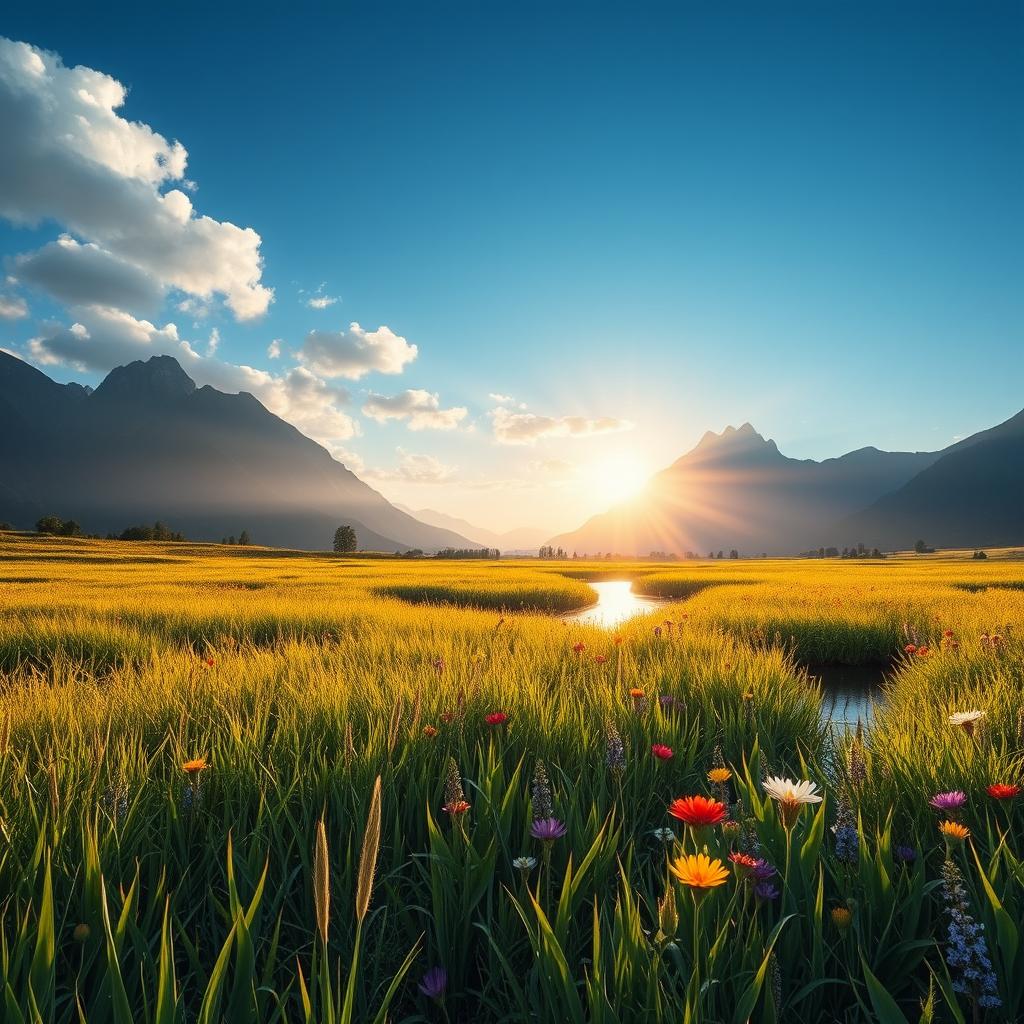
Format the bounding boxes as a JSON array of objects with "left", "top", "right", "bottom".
[{"left": 562, "top": 580, "right": 666, "bottom": 628}]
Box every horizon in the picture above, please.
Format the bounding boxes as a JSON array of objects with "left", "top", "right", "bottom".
[{"left": 1, "top": 4, "right": 1022, "bottom": 535}]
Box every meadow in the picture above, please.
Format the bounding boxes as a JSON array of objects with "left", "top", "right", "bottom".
[{"left": 1, "top": 532, "right": 1022, "bottom": 1023}]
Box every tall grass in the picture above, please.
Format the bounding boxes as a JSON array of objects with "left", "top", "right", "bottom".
[{"left": 0, "top": 534, "right": 1021, "bottom": 1022}]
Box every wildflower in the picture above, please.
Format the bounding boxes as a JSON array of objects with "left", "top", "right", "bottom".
[
  {"left": 530, "top": 817, "right": 568, "bottom": 841},
  {"left": 513, "top": 855, "right": 537, "bottom": 882},
  {"left": 423, "top": 725, "right": 438, "bottom": 737},
  {"left": 941, "top": 859, "right": 1001, "bottom": 1009},
  {"left": 594, "top": 654, "right": 608, "bottom": 664},
  {"left": 629, "top": 686, "right": 644, "bottom": 698},
  {"left": 669, "top": 853, "right": 729, "bottom": 896},
  {"left": 572, "top": 642, "right": 586, "bottom": 654},
  {"left": 658, "top": 694, "right": 676, "bottom": 710},
  {"left": 605, "top": 722, "right": 626, "bottom": 775},
  {"left": 432, "top": 657, "right": 445, "bottom": 675},
  {"left": 651, "top": 744, "right": 674, "bottom": 761},
  {"left": 721, "top": 819, "right": 741, "bottom": 839},
  {"left": 651, "top": 827, "right": 675, "bottom": 843},
  {"left": 762, "top": 776, "right": 823, "bottom": 830},
  {"left": 653, "top": 626, "right": 662, "bottom": 637},
  {"left": 532, "top": 759, "right": 554, "bottom": 819},
  {"left": 929, "top": 790, "right": 967, "bottom": 814},
  {"left": 667, "top": 795, "right": 728, "bottom": 828},
  {"left": 749, "top": 858, "right": 777, "bottom": 882},
  {"left": 440, "top": 711, "right": 455, "bottom": 723},
  {"left": 916, "top": 646, "right": 930, "bottom": 657},
  {"left": 939, "top": 820, "right": 970, "bottom": 844},
  {"left": 418, "top": 966, "right": 449, "bottom": 1000},
  {"left": 831, "top": 906, "right": 852, "bottom": 931},
  {"left": 894, "top": 844, "right": 918, "bottom": 864},
  {"left": 728, "top": 851, "right": 759, "bottom": 872},
  {"left": 986, "top": 782, "right": 1020, "bottom": 800},
  {"left": 73, "top": 923, "right": 91, "bottom": 942},
  {"left": 904, "top": 643, "right": 917, "bottom": 654},
  {"left": 708, "top": 767, "right": 732, "bottom": 784},
  {"left": 754, "top": 881, "right": 780, "bottom": 902},
  {"left": 182, "top": 757, "right": 209, "bottom": 775},
  {"left": 832, "top": 799, "right": 859, "bottom": 864},
  {"left": 656, "top": 883, "right": 679, "bottom": 942},
  {"left": 847, "top": 722, "right": 867, "bottom": 787},
  {"left": 443, "top": 757, "right": 468, "bottom": 817},
  {"left": 613, "top": 635, "right": 624, "bottom": 646},
  {"left": 485, "top": 712, "right": 508, "bottom": 726},
  {"left": 443, "top": 799, "right": 471, "bottom": 816},
  {"left": 949, "top": 710, "right": 985, "bottom": 737}
]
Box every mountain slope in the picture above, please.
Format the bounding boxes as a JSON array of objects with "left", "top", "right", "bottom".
[
  {"left": 548, "top": 423, "right": 940, "bottom": 556},
  {"left": 0, "top": 352, "right": 480, "bottom": 552},
  {"left": 837, "top": 408, "right": 1024, "bottom": 549},
  {"left": 394, "top": 505, "right": 550, "bottom": 552}
]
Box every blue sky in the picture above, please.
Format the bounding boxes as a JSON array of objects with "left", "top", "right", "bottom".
[{"left": 1, "top": 3, "right": 1021, "bottom": 532}]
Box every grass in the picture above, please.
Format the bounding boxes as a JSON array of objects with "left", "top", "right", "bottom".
[{"left": 0, "top": 531, "right": 1022, "bottom": 1022}]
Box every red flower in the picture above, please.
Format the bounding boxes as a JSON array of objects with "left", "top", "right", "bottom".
[
  {"left": 987, "top": 783, "right": 1021, "bottom": 800},
  {"left": 942, "top": 629, "right": 955, "bottom": 638},
  {"left": 667, "top": 795, "right": 727, "bottom": 827},
  {"left": 728, "top": 851, "right": 759, "bottom": 870},
  {"left": 904, "top": 644, "right": 917, "bottom": 654},
  {"left": 594, "top": 654, "right": 608, "bottom": 664},
  {"left": 443, "top": 800, "right": 471, "bottom": 815},
  {"left": 651, "top": 744, "right": 674, "bottom": 760},
  {"left": 441, "top": 712, "right": 455, "bottom": 723},
  {"left": 485, "top": 712, "right": 508, "bottom": 725},
  {"left": 916, "top": 646, "right": 930, "bottom": 656},
  {"left": 572, "top": 642, "right": 586, "bottom": 654},
  {"left": 423, "top": 725, "right": 438, "bottom": 737}
]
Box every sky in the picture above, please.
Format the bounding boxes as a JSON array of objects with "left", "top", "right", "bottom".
[{"left": 1, "top": 2, "right": 1021, "bottom": 535}]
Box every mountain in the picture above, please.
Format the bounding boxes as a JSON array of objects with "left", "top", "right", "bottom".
[
  {"left": 0, "top": 352, "right": 481, "bottom": 552},
  {"left": 548, "top": 423, "right": 942, "bottom": 556},
  {"left": 394, "top": 505, "right": 551, "bottom": 553},
  {"left": 838, "top": 408, "right": 1024, "bottom": 550}
]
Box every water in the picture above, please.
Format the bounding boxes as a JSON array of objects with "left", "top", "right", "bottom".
[
  {"left": 562, "top": 579, "right": 666, "bottom": 627},
  {"left": 562, "top": 579, "right": 888, "bottom": 726}
]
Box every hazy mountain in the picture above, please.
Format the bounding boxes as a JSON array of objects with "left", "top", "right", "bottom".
[
  {"left": 838, "top": 408, "right": 1024, "bottom": 550},
  {"left": 548, "top": 423, "right": 941, "bottom": 556},
  {"left": 394, "top": 505, "right": 551, "bottom": 552},
  {"left": 0, "top": 352, "right": 481, "bottom": 552}
]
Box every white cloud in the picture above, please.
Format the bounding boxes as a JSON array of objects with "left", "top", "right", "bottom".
[
  {"left": 297, "top": 321, "right": 417, "bottom": 379},
  {"left": 307, "top": 295, "right": 338, "bottom": 309},
  {"left": 365, "top": 449, "right": 457, "bottom": 483},
  {"left": 13, "top": 235, "right": 164, "bottom": 313},
  {"left": 327, "top": 445, "right": 365, "bottom": 475},
  {"left": 28, "top": 304, "right": 358, "bottom": 442},
  {"left": 0, "top": 293, "right": 28, "bottom": 319},
  {"left": 490, "top": 406, "right": 634, "bottom": 445},
  {"left": 206, "top": 326, "right": 220, "bottom": 356},
  {"left": 267, "top": 339, "right": 282, "bottom": 359},
  {"left": 0, "top": 37, "right": 272, "bottom": 320},
  {"left": 489, "top": 392, "right": 515, "bottom": 404},
  {"left": 362, "top": 389, "right": 467, "bottom": 430}
]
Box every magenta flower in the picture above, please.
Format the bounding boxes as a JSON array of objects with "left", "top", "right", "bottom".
[
  {"left": 929, "top": 790, "right": 967, "bottom": 813},
  {"left": 530, "top": 817, "right": 568, "bottom": 841},
  {"left": 418, "top": 966, "right": 448, "bottom": 999}
]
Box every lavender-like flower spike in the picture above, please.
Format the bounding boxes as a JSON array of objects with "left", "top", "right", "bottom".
[
  {"left": 530, "top": 817, "right": 568, "bottom": 841},
  {"left": 532, "top": 759, "right": 554, "bottom": 819},
  {"left": 418, "top": 966, "right": 448, "bottom": 999},
  {"left": 832, "top": 798, "right": 859, "bottom": 865},
  {"left": 605, "top": 721, "right": 625, "bottom": 775},
  {"left": 941, "top": 859, "right": 1001, "bottom": 1009}
]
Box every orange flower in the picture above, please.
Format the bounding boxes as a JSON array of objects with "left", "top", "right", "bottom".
[
  {"left": 443, "top": 800, "right": 471, "bottom": 815},
  {"left": 728, "top": 851, "right": 759, "bottom": 871},
  {"left": 667, "top": 795, "right": 727, "bottom": 827},
  {"left": 939, "top": 820, "right": 970, "bottom": 842},
  {"left": 629, "top": 687, "right": 644, "bottom": 698},
  {"left": 572, "top": 642, "right": 586, "bottom": 654},
  {"left": 904, "top": 644, "right": 917, "bottom": 654},
  {"left": 669, "top": 853, "right": 729, "bottom": 891},
  {"left": 708, "top": 767, "right": 732, "bottom": 784},
  {"left": 423, "top": 725, "right": 438, "bottom": 737},
  {"left": 182, "top": 757, "right": 208, "bottom": 775}
]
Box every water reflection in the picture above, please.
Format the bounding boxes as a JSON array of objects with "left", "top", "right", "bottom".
[
  {"left": 562, "top": 580, "right": 665, "bottom": 628},
  {"left": 808, "top": 663, "right": 888, "bottom": 728}
]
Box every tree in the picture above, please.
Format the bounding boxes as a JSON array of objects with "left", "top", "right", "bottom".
[
  {"left": 729, "top": 549, "right": 739, "bottom": 559},
  {"left": 239, "top": 530, "right": 251, "bottom": 546},
  {"left": 333, "top": 525, "right": 357, "bottom": 553},
  {"left": 36, "top": 515, "right": 81, "bottom": 537}
]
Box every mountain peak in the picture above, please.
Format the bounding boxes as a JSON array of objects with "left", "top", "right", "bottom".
[
  {"left": 694, "top": 422, "right": 775, "bottom": 452},
  {"left": 93, "top": 355, "right": 196, "bottom": 403}
]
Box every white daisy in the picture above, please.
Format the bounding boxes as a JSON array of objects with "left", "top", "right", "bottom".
[
  {"left": 762, "top": 776, "right": 823, "bottom": 805},
  {"left": 948, "top": 710, "right": 984, "bottom": 726}
]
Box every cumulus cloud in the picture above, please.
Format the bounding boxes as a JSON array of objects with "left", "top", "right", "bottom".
[
  {"left": 489, "top": 392, "right": 515, "bottom": 404},
  {"left": 0, "top": 37, "right": 272, "bottom": 320},
  {"left": 490, "top": 406, "right": 634, "bottom": 445},
  {"left": 28, "top": 304, "right": 358, "bottom": 442},
  {"left": 0, "top": 292, "right": 28, "bottom": 319},
  {"left": 13, "top": 235, "right": 164, "bottom": 313},
  {"left": 267, "top": 339, "right": 282, "bottom": 359},
  {"left": 327, "top": 445, "right": 366, "bottom": 475},
  {"left": 362, "top": 389, "right": 467, "bottom": 430},
  {"left": 298, "top": 322, "right": 417, "bottom": 379},
  {"left": 307, "top": 295, "right": 337, "bottom": 309},
  {"left": 365, "top": 449, "right": 457, "bottom": 483}
]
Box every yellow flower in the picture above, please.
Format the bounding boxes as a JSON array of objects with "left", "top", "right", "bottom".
[
  {"left": 668, "top": 853, "right": 729, "bottom": 890},
  {"left": 182, "top": 757, "right": 209, "bottom": 775},
  {"left": 708, "top": 767, "right": 732, "bottom": 784},
  {"left": 939, "top": 820, "right": 970, "bottom": 843},
  {"left": 831, "top": 906, "right": 852, "bottom": 930}
]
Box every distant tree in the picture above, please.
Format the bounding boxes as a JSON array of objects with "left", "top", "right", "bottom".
[
  {"left": 36, "top": 515, "right": 81, "bottom": 537},
  {"left": 716, "top": 550, "right": 724, "bottom": 560},
  {"left": 238, "top": 530, "right": 251, "bottom": 546},
  {"left": 729, "top": 549, "right": 739, "bottom": 559},
  {"left": 228, "top": 535, "right": 237, "bottom": 545},
  {"left": 973, "top": 549, "right": 988, "bottom": 560},
  {"left": 333, "top": 525, "right": 357, "bottom": 553},
  {"left": 913, "top": 539, "right": 935, "bottom": 554},
  {"left": 871, "top": 548, "right": 883, "bottom": 558},
  {"left": 0, "top": 521, "right": 13, "bottom": 531}
]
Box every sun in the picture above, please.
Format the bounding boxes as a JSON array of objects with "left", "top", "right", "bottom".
[{"left": 580, "top": 452, "right": 651, "bottom": 505}]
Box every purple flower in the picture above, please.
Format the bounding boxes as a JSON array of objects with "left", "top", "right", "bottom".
[
  {"left": 929, "top": 790, "right": 967, "bottom": 813},
  {"left": 894, "top": 844, "right": 917, "bottom": 864},
  {"left": 530, "top": 817, "right": 568, "bottom": 841},
  {"left": 750, "top": 858, "right": 777, "bottom": 882},
  {"left": 754, "top": 881, "right": 780, "bottom": 901},
  {"left": 659, "top": 694, "right": 675, "bottom": 709},
  {"left": 418, "top": 966, "right": 448, "bottom": 999}
]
